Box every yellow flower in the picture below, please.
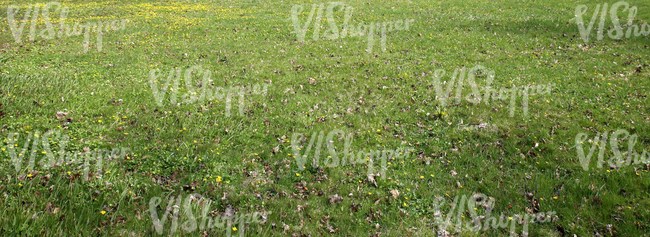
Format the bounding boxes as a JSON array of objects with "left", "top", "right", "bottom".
[
  {"left": 216, "top": 176, "right": 222, "bottom": 182},
  {"left": 553, "top": 196, "right": 558, "bottom": 200},
  {"left": 101, "top": 211, "right": 106, "bottom": 215},
  {"left": 232, "top": 227, "right": 237, "bottom": 231},
  {"left": 296, "top": 173, "right": 300, "bottom": 177},
  {"left": 98, "top": 120, "right": 102, "bottom": 123}
]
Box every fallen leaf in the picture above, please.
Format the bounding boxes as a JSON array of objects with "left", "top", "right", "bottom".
[
  {"left": 390, "top": 190, "right": 400, "bottom": 199},
  {"left": 55, "top": 111, "right": 68, "bottom": 120},
  {"left": 329, "top": 194, "right": 343, "bottom": 204},
  {"left": 367, "top": 174, "right": 378, "bottom": 187}
]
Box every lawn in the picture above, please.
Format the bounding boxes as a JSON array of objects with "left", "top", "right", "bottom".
[{"left": 1, "top": 0, "right": 649, "bottom": 236}]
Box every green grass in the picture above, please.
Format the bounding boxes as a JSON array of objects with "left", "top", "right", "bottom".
[{"left": 1, "top": 0, "right": 650, "bottom": 236}]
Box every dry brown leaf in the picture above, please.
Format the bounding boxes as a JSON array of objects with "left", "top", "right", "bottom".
[
  {"left": 297, "top": 203, "right": 309, "bottom": 211},
  {"left": 367, "top": 174, "right": 378, "bottom": 187},
  {"left": 55, "top": 111, "right": 68, "bottom": 120},
  {"left": 390, "top": 190, "right": 400, "bottom": 199},
  {"left": 329, "top": 194, "right": 343, "bottom": 204}
]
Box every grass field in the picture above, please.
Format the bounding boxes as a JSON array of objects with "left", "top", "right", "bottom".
[{"left": 1, "top": 0, "right": 650, "bottom": 236}]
